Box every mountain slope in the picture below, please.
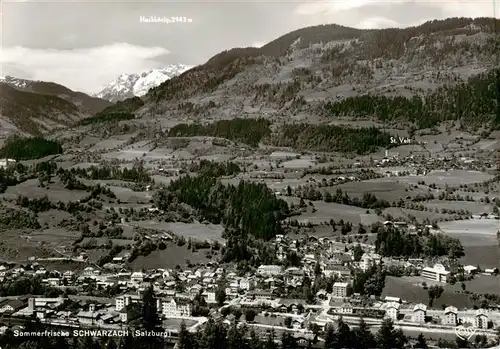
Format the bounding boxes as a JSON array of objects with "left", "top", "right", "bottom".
[
  {"left": 95, "top": 64, "right": 193, "bottom": 102},
  {"left": 0, "top": 75, "right": 112, "bottom": 115},
  {"left": 130, "top": 17, "right": 499, "bottom": 131},
  {"left": 0, "top": 83, "right": 86, "bottom": 136}
]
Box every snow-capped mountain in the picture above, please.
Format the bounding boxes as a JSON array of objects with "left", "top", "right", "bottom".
[{"left": 95, "top": 64, "right": 193, "bottom": 102}]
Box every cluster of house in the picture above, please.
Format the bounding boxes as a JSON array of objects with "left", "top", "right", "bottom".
[{"left": 382, "top": 299, "right": 492, "bottom": 329}]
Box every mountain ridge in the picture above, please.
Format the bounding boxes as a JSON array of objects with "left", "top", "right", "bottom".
[
  {"left": 0, "top": 76, "right": 113, "bottom": 136},
  {"left": 0, "top": 75, "right": 112, "bottom": 115},
  {"left": 0, "top": 83, "right": 85, "bottom": 136},
  {"left": 94, "top": 64, "right": 194, "bottom": 102},
  {"left": 129, "top": 17, "right": 498, "bottom": 132}
]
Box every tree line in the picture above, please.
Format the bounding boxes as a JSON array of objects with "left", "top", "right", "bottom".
[
  {"left": 79, "top": 96, "right": 145, "bottom": 123},
  {"left": 167, "top": 118, "right": 395, "bottom": 154},
  {"left": 0, "top": 275, "right": 64, "bottom": 297},
  {"left": 375, "top": 225, "right": 464, "bottom": 259},
  {"left": 66, "top": 164, "right": 151, "bottom": 183},
  {"left": 269, "top": 124, "right": 393, "bottom": 154},
  {"left": 0, "top": 136, "right": 63, "bottom": 160},
  {"left": 189, "top": 160, "right": 241, "bottom": 177},
  {"left": 168, "top": 118, "right": 271, "bottom": 147},
  {"left": 77, "top": 112, "right": 135, "bottom": 126},
  {"left": 294, "top": 187, "right": 390, "bottom": 210}
]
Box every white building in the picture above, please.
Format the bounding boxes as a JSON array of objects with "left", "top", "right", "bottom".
[
  {"left": 338, "top": 303, "right": 354, "bottom": 315},
  {"left": 360, "top": 253, "right": 381, "bottom": 271},
  {"left": 119, "top": 308, "right": 128, "bottom": 322},
  {"left": 257, "top": 265, "right": 282, "bottom": 276},
  {"left": 463, "top": 265, "right": 478, "bottom": 275},
  {"left": 83, "top": 267, "right": 100, "bottom": 277},
  {"left": 385, "top": 302, "right": 400, "bottom": 320},
  {"left": 239, "top": 278, "right": 253, "bottom": 291},
  {"left": 131, "top": 272, "right": 145, "bottom": 283},
  {"left": 0, "top": 299, "right": 25, "bottom": 313},
  {"left": 443, "top": 306, "right": 458, "bottom": 326},
  {"left": 115, "top": 295, "right": 141, "bottom": 312},
  {"left": 160, "top": 298, "right": 192, "bottom": 317},
  {"left": 475, "top": 309, "right": 488, "bottom": 329},
  {"left": 205, "top": 291, "right": 216, "bottom": 304},
  {"left": 27, "top": 297, "right": 66, "bottom": 312},
  {"left": 77, "top": 304, "right": 102, "bottom": 325},
  {"left": 332, "top": 282, "right": 349, "bottom": 298},
  {"left": 412, "top": 304, "right": 427, "bottom": 323},
  {"left": 421, "top": 264, "right": 450, "bottom": 283},
  {"left": 44, "top": 278, "right": 61, "bottom": 286}
]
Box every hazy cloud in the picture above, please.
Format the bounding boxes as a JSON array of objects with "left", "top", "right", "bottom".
[{"left": 2, "top": 44, "right": 170, "bottom": 93}]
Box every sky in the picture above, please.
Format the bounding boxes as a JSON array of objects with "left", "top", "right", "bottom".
[{"left": 1, "top": 0, "right": 499, "bottom": 94}]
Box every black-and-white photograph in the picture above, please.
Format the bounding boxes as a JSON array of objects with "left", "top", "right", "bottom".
[{"left": 0, "top": 0, "right": 499, "bottom": 348}]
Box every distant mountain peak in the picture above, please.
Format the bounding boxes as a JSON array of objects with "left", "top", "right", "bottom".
[{"left": 94, "top": 64, "right": 193, "bottom": 102}]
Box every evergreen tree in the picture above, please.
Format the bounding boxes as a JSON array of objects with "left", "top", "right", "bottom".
[
  {"left": 455, "top": 336, "right": 469, "bottom": 348},
  {"left": 178, "top": 321, "right": 196, "bottom": 349},
  {"left": 140, "top": 284, "right": 163, "bottom": 349},
  {"left": 333, "top": 318, "right": 353, "bottom": 349},
  {"left": 415, "top": 333, "right": 428, "bottom": 349},
  {"left": 264, "top": 330, "right": 279, "bottom": 349},
  {"left": 249, "top": 329, "right": 264, "bottom": 349},
  {"left": 199, "top": 318, "right": 227, "bottom": 349},
  {"left": 281, "top": 332, "right": 298, "bottom": 349},
  {"left": 353, "top": 319, "right": 376, "bottom": 349},
  {"left": 376, "top": 319, "right": 407, "bottom": 349},
  {"left": 216, "top": 287, "right": 227, "bottom": 306},
  {"left": 324, "top": 324, "right": 337, "bottom": 349},
  {"left": 141, "top": 285, "right": 161, "bottom": 331},
  {"left": 227, "top": 323, "right": 248, "bottom": 349}
]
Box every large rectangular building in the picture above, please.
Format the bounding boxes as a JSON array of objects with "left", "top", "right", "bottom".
[
  {"left": 332, "top": 282, "right": 350, "bottom": 297},
  {"left": 421, "top": 264, "right": 450, "bottom": 283}
]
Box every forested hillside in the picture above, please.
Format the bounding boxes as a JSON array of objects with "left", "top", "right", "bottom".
[
  {"left": 324, "top": 68, "right": 500, "bottom": 129},
  {"left": 0, "top": 136, "right": 63, "bottom": 160},
  {"left": 154, "top": 173, "right": 289, "bottom": 240},
  {"left": 270, "top": 124, "right": 394, "bottom": 154},
  {"left": 0, "top": 83, "right": 81, "bottom": 135},
  {"left": 167, "top": 118, "right": 271, "bottom": 147}
]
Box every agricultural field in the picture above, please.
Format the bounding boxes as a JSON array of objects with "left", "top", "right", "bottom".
[
  {"left": 381, "top": 276, "right": 475, "bottom": 309},
  {"left": 457, "top": 275, "right": 500, "bottom": 295},
  {"left": 128, "top": 221, "right": 225, "bottom": 243},
  {"left": 460, "top": 245, "right": 500, "bottom": 268},
  {"left": 424, "top": 200, "right": 491, "bottom": 215},
  {"left": 129, "top": 245, "right": 213, "bottom": 270},
  {"left": 438, "top": 219, "right": 500, "bottom": 246},
  {"left": 284, "top": 198, "right": 381, "bottom": 226},
  {"left": 438, "top": 219, "right": 500, "bottom": 268},
  {"left": 382, "top": 207, "right": 452, "bottom": 221},
  {"left": 330, "top": 180, "right": 421, "bottom": 201},
  {"left": 0, "top": 178, "right": 89, "bottom": 202}
]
